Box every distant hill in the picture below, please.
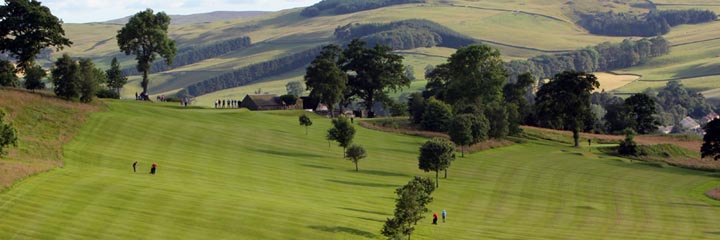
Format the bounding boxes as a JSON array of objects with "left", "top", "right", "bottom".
[{"left": 104, "top": 11, "right": 271, "bottom": 25}]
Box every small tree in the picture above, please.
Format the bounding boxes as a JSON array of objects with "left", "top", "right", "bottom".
[
  {"left": 106, "top": 57, "right": 127, "bottom": 96},
  {"left": 0, "top": 60, "right": 18, "bottom": 87},
  {"left": 299, "top": 114, "right": 313, "bottom": 135},
  {"left": 448, "top": 114, "right": 473, "bottom": 157},
  {"left": 345, "top": 144, "right": 367, "bottom": 171},
  {"left": 327, "top": 116, "right": 355, "bottom": 156},
  {"left": 418, "top": 138, "right": 455, "bottom": 187},
  {"left": 280, "top": 94, "right": 298, "bottom": 107},
  {"left": 23, "top": 63, "right": 46, "bottom": 91},
  {"left": 702, "top": 118, "right": 720, "bottom": 160},
  {"left": 618, "top": 129, "right": 638, "bottom": 156},
  {"left": 381, "top": 177, "right": 435, "bottom": 240},
  {"left": 0, "top": 110, "right": 18, "bottom": 157},
  {"left": 78, "top": 59, "right": 104, "bottom": 103},
  {"left": 404, "top": 64, "right": 416, "bottom": 81}
]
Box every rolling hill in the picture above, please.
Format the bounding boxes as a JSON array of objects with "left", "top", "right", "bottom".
[
  {"left": 44, "top": 0, "right": 720, "bottom": 106},
  {"left": 103, "top": 11, "right": 271, "bottom": 25}
]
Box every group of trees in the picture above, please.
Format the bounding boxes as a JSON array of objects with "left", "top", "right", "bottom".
[
  {"left": 579, "top": 9, "right": 717, "bottom": 37},
  {"left": 180, "top": 46, "right": 324, "bottom": 97},
  {"left": 305, "top": 39, "right": 410, "bottom": 118},
  {"left": 506, "top": 37, "right": 670, "bottom": 82},
  {"left": 334, "top": 19, "right": 477, "bottom": 50},
  {"left": 121, "top": 37, "right": 251, "bottom": 76},
  {"left": 301, "top": 0, "right": 425, "bottom": 17},
  {"left": 50, "top": 54, "right": 106, "bottom": 102},
  {"left": 411, "top": 45, "right": 527, "bottom": 149}
]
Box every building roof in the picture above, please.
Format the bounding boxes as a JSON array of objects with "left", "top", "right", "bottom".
[
  {"left": 679, "top": 116, "right": 701, "bottom": 130},
  {"left": 244, "top": 94, "right": 283, "bottom": 107}
]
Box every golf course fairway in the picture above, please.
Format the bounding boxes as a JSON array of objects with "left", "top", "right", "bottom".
[{"left": 1, "top": 100, "right": 720, "bottom": 239}]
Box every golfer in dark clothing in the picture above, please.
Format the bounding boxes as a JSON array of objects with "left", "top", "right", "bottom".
[
  {"left": 432, "top": 213, "right": 438, "bottom": 224},
  {"left": 133, "top": 161, "right": 138, "bottom": 173},
  {"left": 150, "top": 163, "right": 157, "bottom": 175}
]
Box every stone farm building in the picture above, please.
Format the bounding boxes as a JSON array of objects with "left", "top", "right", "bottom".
[{"left": 241, "top": 94, "right": 301, "bottom": 111}]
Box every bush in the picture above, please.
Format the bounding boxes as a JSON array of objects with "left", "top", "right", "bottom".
[
  {"left": 618, "top": 130, "right": 639, "bottom": 156},
  {"left": 96, "top": 89, "right": 119, "bottom": 99}
]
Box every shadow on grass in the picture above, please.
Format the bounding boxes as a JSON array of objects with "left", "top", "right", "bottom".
[
  {"left": 669, "top": 202, "right": 720, "bottom": 208},
  {"left": 300, "top": 164, "right": 334, "bottom": 170},
  {"left": 355, "top": 216, "right": 385, "bottom": 223},
  {"left": 326, "top": 179, "right": 397, "bottom": 188},
  {"left": 705, "top": 231, "right": 720, "bottom": 235},
  {"left": 308, "top": 225, "right": 376, "bottom": 238},
  {"left": 339, "top": 207, "right": 388, "bottom": 216},
  {"left": 256, "top": 149, "right": 324, "bottom": 158},
  {"left": 347, "top": 169, "right": 409, "bottom": 177},
  {"left": 378, "top": 147, "right": 416, "bottom": 155}
]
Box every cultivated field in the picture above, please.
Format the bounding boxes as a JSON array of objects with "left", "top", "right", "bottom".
[{"left": 1, "top": 101, "right": 720, "bottom": 239}]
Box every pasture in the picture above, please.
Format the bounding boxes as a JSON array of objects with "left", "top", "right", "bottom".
[{"left": 1, "top": 100, "right": 720, "bottom": 239}]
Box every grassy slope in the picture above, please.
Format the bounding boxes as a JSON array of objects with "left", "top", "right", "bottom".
[
  {"left": 1, "top": 101, "right": 720, "bottom": 239},
  {"left": 0, "top": 89, "right": 100, "bottom": 189}
]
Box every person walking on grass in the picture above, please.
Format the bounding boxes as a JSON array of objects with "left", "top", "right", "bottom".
[
  {"left": 133, "top": 161, "right": 138, "bottom": 173},
  {"left": 433, "top": 213, "right": 438, "bottom": 225},
  {"left": 150, "top": 163, "right": 158, "bottom": 175},
  {"left": 442, "top": 209, "right": 447, "bottom": 223}
]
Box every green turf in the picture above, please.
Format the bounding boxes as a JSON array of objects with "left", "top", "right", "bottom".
[{"left": 1, "top": 101, "right": 720, "bottom": 239}]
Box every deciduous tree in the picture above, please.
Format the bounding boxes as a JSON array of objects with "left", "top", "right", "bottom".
[
  {"left": 448, "top": 114, "right": 473, "bottom": 157},
  {"left": 51, "top": 54, "right": 80, "bottom": 101},
  {"left": 534, "top": 71, "right": 599, "bottom": 147},
  {"left": 345, "top": 144, "right": 366, "bottom": 171},
  {"left": 299, "top": 114, "right": 313, "bottom": 135},
  {"left": 117, "top": 9, "right": 176, "bottom": 99},
  {"left": 0, "top": 0, "right": 72, "bottom": 72},
  {"left": 305, "top": 45, "right": 347, "bottom": 117},
  {"left": 0, "top": 60, "right": 18, "bottom": 87},
  {"left": 0, "top": 110, "right": 18, "bottom": 157},
  {"left": 381, "top": 177, "right": 435, "bottom": 240},
  {"left": 327, "top": 116, "right": 355, "bottom": 156},
  {"left": 23, "top": 63, "right": 45, "bottom": 91},
  {"left": 418, "top": 138, "right": 455, "bottom": 187}
]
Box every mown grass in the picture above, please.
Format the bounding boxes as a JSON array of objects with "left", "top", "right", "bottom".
[
  {"left": 2, "top": 101, "right": 720, "bottom": 239},
  {"left": 0, "top": 88, "right": 101, "bottom": 189}
]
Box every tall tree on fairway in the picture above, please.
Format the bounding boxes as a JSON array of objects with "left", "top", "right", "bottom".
[
  {"left": 702, "top": 119, "right": 720, "bottom": 160},
  {"left": 0, "top": 110, "right": 18, "bottom": 157},
  {"left": 116, "top": 9, "right": 176, "bottom": 99},
  {"left": 327, "top": 116, "right": 355, "bottom": 156},
  {"left": 23, "top": 63, "right": 46, "bottom": 91},
  {"left": 534, "top": 71, "right": 599, "bottom": 147},
  {"left": 342, "top": 39, "right": 410, "bottom": 118},
  {"left": 299, "top": 114, "right": 313, "bottom": 135},
  {"left": 345, "top": 144, "right": 367, "bottom": 171},
  {"left": 305, "top": 44, "right": 347, "bottom": 117},
  {"left": 105, "top": 57, "right": 127, "bottom": 95},
  {"left": 448, "top": 114, "right": 473, "bottom": 157},
  {"left": 0, "top": 0, "right": 72, "bottom": 72},
  {"left": 418, "top": 138, "right": 455, "bottom": 187}
]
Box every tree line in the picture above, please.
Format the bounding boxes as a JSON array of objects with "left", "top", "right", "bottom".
[
  {"left": 506, "top": 37, "right": 669, "bottom": 83},
  {"left": 121, "top": 36, "right": 251, "bottom": 76},
  {"left": 334, "top": 19, "right": 477, "bottom": 50},
  {"left": 578, "top": 9, "right": 717, "bottom": 37},
  {"left": 300, "top": 0, "right": 425, "bottom": 17},
  {"left": 179, "top": 46, "right": 325, "bottom": 97}
]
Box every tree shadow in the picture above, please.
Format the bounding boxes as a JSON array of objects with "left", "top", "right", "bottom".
[
  {"left": 308, "top": 225, "right": 376, "bottom": 238},
  {"left": 668, "top": 202, "right": 720, "bottom": 208},
  {"left": 354, "top": 216, "right": 385, "bottom": 223},
  {"left": 339, "top": 207, "right": 388, "bottom": 216},
  {"left": 348, "top": 169, "right": 409, "bottom": 177},
  {"left": 256, "top": 149, "right": 324, "bottom": 158},
  {"left": 705, "top": 231, "right": 720, "bottom": 235},
  {"left": 300, "top": 164, "right": 334, "bottom": 170},
  {"left": 326, "top": 179, "right": 398, "bottom": 188},
  {"left": 378, "top": 147, "right": 416, "bottom": 155}
]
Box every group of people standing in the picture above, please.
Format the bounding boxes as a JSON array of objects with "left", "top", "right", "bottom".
[
  {"left": 133, "top": 161, "right": 158, "bottom": 175},
  {"left": 215, "top": 99, "right": 241, "bottom": 109},
  {"left": 432, "top": 210, "right": 447, "bottom": 224}
]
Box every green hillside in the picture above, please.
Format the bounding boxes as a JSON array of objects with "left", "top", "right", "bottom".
[
  {"left": 1, "top": 101, "right": 720, "bottom": 239},
  {"left": 46, "top": 0, "right": 720, "bottom": 101}
]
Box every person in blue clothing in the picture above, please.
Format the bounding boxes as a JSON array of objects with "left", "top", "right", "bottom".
[{"left": 442, "top": 209, "right": 447, "bottom": 223}]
